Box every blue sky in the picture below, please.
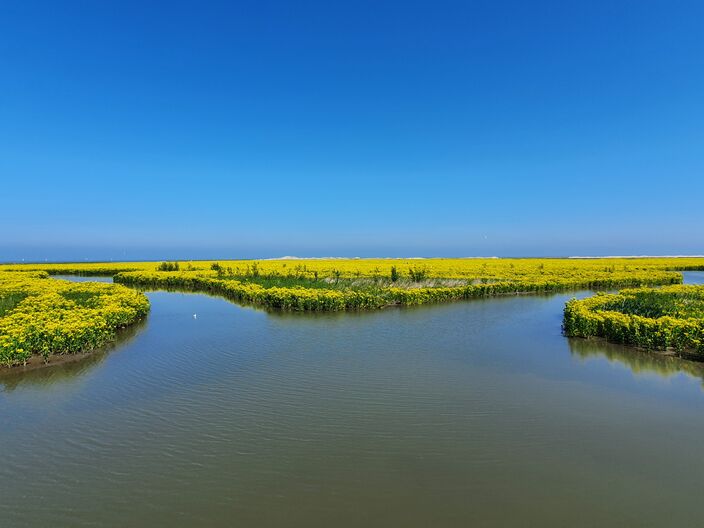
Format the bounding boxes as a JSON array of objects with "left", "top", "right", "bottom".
[{"left": 1, "top": 0, "right": 702, "bottom": 261}]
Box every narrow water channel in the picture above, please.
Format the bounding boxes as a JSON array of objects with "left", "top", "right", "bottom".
[{"left": 1, "top": 274, "right": 703, "bottom": 527}]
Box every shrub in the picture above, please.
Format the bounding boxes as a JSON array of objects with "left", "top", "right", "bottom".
[
  {"left": 408, "top": 266, "right": 428, "bottom": 282},
  {"left": 157, "top": 261, "right": 180, "bottom": 271}
]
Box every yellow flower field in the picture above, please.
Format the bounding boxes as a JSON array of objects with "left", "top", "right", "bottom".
[
  {"left": 2, "top": 257, "right": 703, "bottom": 365},
  {"left": 3, "top": 256, "right": 704, "bottom": 282}
]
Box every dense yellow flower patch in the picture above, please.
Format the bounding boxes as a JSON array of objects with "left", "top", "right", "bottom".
[
  {"left": 564, "top": 285, "right": 704, "bottom": 354},
  {"left": 101, "top": 257, "right": 704, "bottom": 311},
  {"left": 3, "top": 257, "right": 702, "bottom": 316},
  {"left": 2, "top": 258, "right": 703, "bottom": 363},
  {"left": 0, "top": 272, "right": 149, "bottom": 367},
  {"left": 3, "top": 256, "right": 704, "bottom": 281}
]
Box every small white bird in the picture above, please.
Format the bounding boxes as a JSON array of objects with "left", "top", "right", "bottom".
[{"left": 193, "top": 313, "right": 197, "bottom": 319}]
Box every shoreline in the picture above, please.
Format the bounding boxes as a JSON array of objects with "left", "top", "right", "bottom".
[{"left": 0, "top": 316, "right": 147, "bottom": 374}]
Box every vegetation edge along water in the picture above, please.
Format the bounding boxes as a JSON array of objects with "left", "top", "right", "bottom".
[
  {"left": 564, "top": 285, "right": 704, "bottom": 355},
  {"left": 113, "top": 269, "right": 682, "bottom": 311},
  {"left": 106, "top": 258, "right": 700, "bottom": 311},
  {"left": 0, "top": 271, "right": 149, "bottom": 368},
  {"left": 2, "top": 258, "right": 704, "bottom": 368}
]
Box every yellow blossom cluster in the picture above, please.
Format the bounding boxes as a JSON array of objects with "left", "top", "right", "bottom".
[
  {"left": 3, "top": 256, "right": 704, "bottom": 282},
  {"left": 107, "top": 257, "right": 702, "bottom": 311}
]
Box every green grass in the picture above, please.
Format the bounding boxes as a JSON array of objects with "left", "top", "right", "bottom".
[
  {"left": 60, "top": 291, "right": 100, "bottom": 307},
  {"left": 600, "top": 289, "right": 704, "bottom": 319},
  {"left": 214, "top": 273, "right": 471, "bottom": 293},
  {"left": 0, "top": 293, "right": 27, "bottom": 317}
]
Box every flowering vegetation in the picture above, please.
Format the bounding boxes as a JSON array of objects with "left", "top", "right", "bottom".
[
  {"left": 100, "top": 257, "right": 703, "bottom": 312},
  {"left": 564, "top": 285, "right": 704, "bottom": 354},
  {"left": 3, "top": 257, "right": 704, "bottom": 280},
  {"left": 0, "top": 272, "right": 149, "bottom": 367},
  {"left": 112, "top": 267, "right": 685, "bottom": 312},
  {"left": 2, "top": 258, "right": 703, "bottom": 364},
  {"left": 3, "top": 257, "right": 701, "bottom": 316}
]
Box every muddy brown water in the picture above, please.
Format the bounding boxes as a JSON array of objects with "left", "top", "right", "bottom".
[{"left": 1, "top": 273, "right": 704, "bottom": 527}]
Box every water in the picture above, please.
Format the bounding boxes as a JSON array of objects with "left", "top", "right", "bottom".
[
  {"left": 1, "top": 274, "right": 704, "bottom": 527},
  {"left": 51, "top": 274, "right": 115, "bottom": 283},
  {"left": 684, "top": 270, "right": 704, "bottom": 285}
]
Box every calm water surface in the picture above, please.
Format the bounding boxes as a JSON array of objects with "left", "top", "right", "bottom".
[{"left": 1, "top": 274, "right": 704, "bottom": 527}]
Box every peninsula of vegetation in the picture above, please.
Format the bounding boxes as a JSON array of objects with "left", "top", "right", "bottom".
[
  {"left": 0, "top": 271, "right": 149, "bottom": 367},
  {"left": 564, "top": 285, "right": 704, "bottom": 354}
]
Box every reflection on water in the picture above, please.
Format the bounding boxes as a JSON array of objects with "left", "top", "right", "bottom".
[
  {"left": 51, "top": 274, "right": 114, "bottom": 283},
  {"left": 569, "top": 337, "right": 704, "bottom": 387},
  {"left": 566, "top": 271, "right": 704, "bottom": 385},
  {"left": 0, "top": 274, "right": 133, "bottom": 391},
  {"left": 0, "top": 317, "right": 146, "bottom": 393},
  {"left": 7, "top": 273, "right": 704, "bottom": 395},
  {"left": 1, "top": 273, "right": 704, "bottom": 527}
]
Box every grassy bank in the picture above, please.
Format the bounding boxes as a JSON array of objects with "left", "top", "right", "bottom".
[{"left": 564, "top": 285, "right": 704, "bottom": 354}]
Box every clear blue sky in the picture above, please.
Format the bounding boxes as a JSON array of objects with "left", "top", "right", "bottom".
[{"left": 1, "top": 0, "right": 702, "bottom": 261}]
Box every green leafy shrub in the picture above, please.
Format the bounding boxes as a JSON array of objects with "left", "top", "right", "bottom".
[{"left": 157, "top": 261, "right": 180, "bottom": 271}]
